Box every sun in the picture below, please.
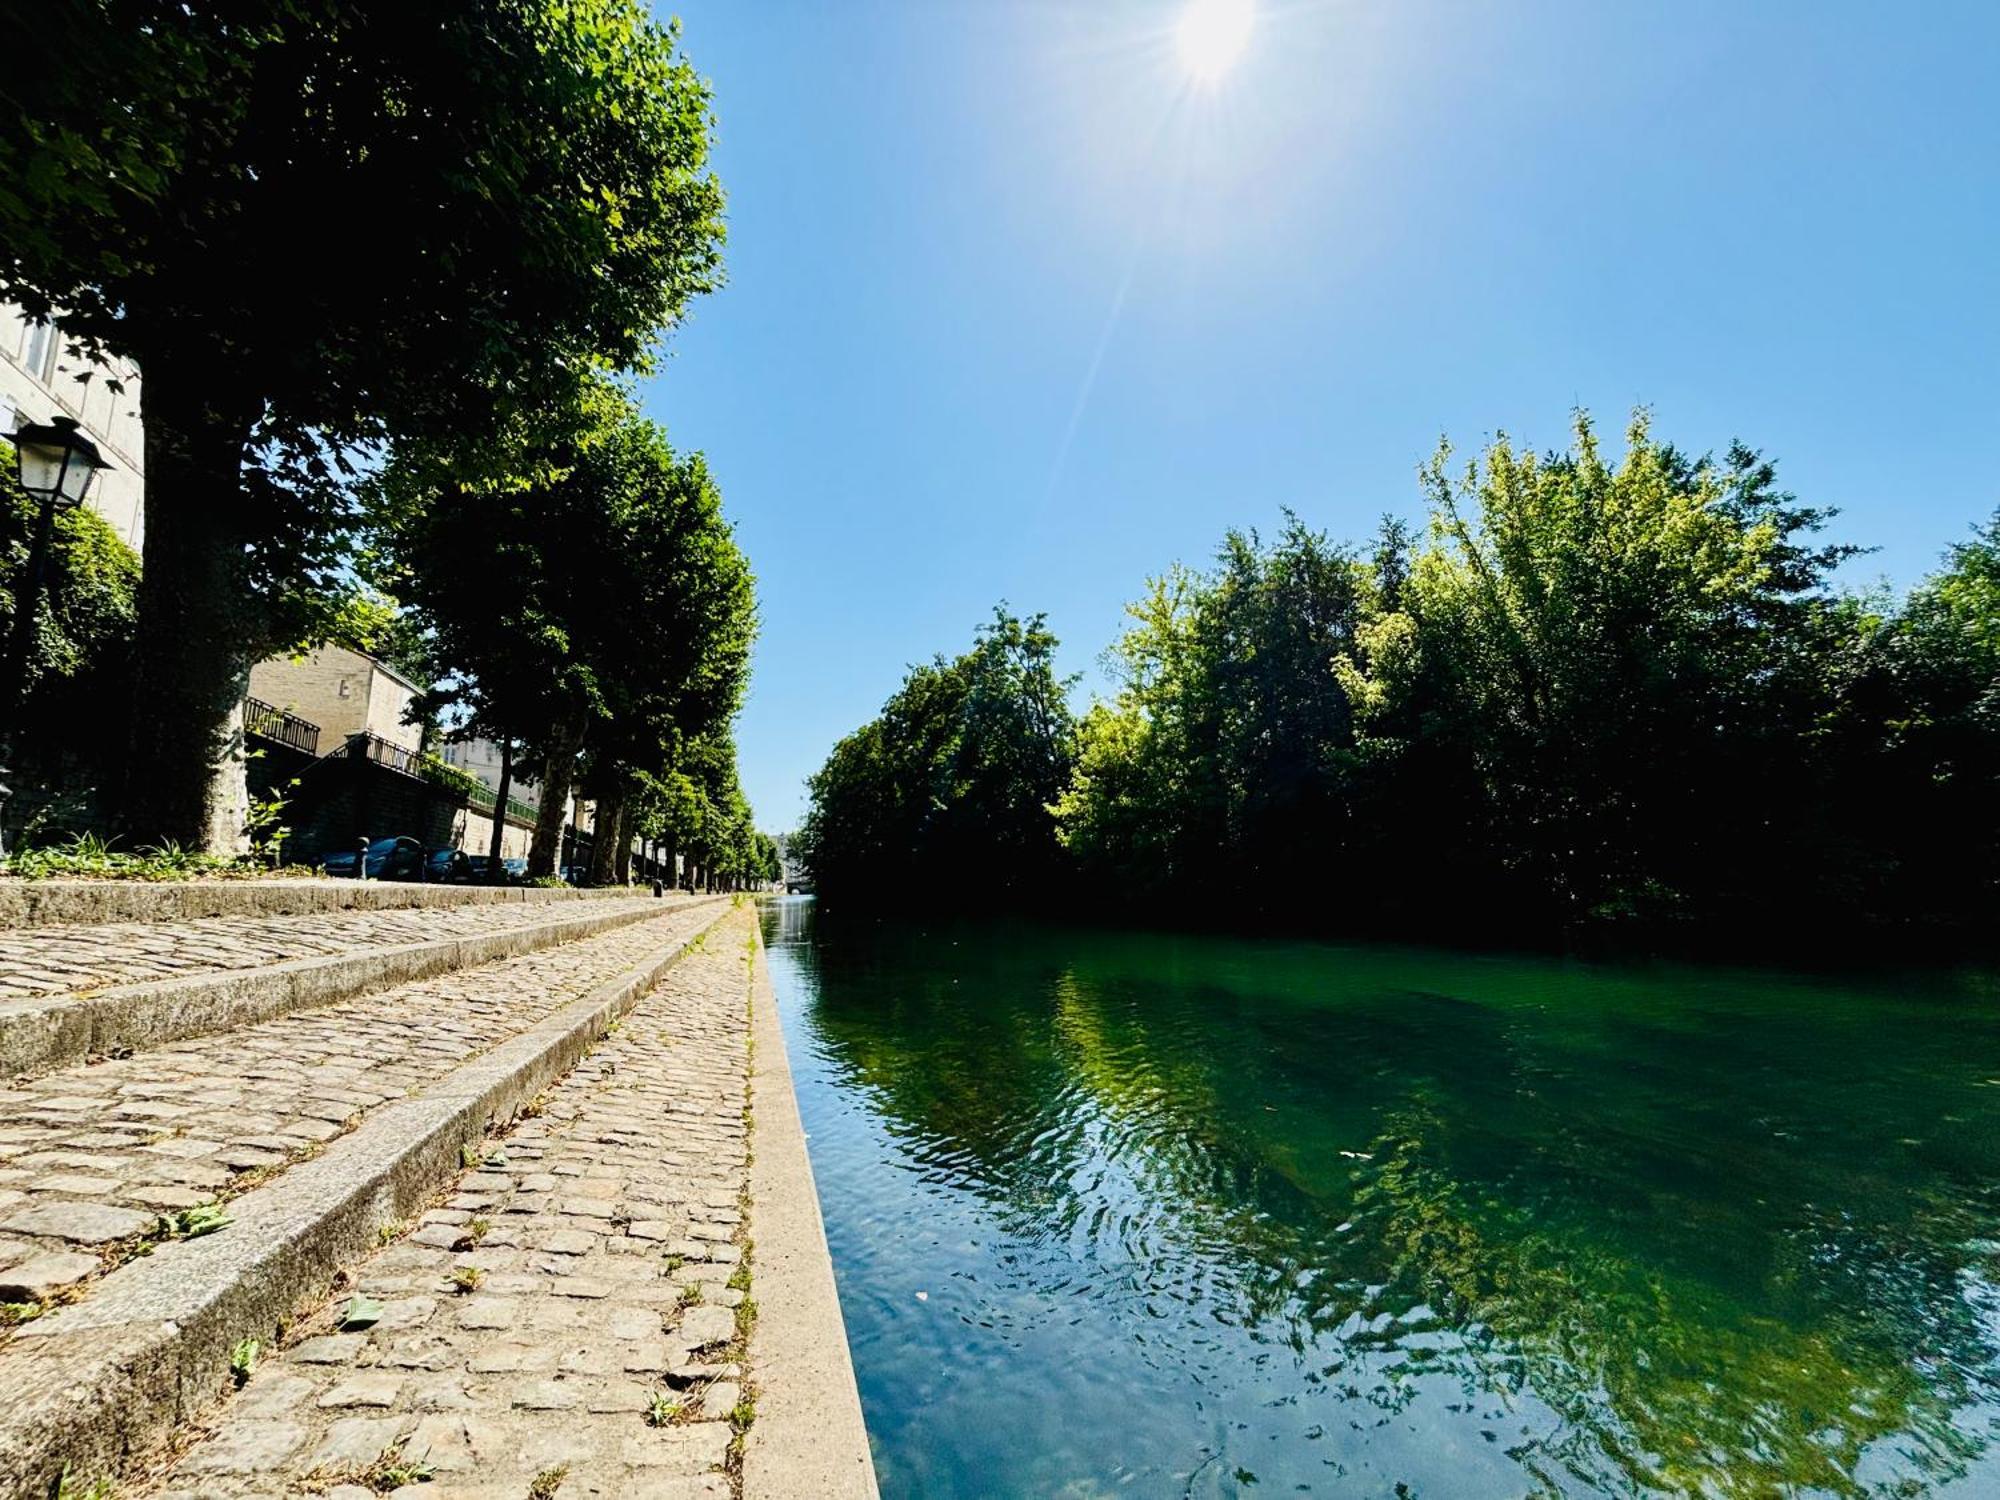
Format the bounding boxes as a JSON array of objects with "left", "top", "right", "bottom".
[{"left": 1174, "top": 0, "right": 1255, "bottom": 84}]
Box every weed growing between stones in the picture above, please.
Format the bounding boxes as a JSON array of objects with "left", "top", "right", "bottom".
[
  {"left": 162, "top": 1202, "right": 232, "bottom": 1239},
  {"left": 229, "top": 1336, "right": 259, "bottom": 1386},
  {"left": 300, "top": 1445, "right": 434, "bottom": 1494},
  {"left": 51, "top": 1464, "right": 115, "bottom": 1500},
  {"left": 646, "top": 1390, "right": 682, "bottom": 1427},
  {"left": 447, "top": 1265, "right": 484, "bottom": 1294},
  {"left": 729, "top": 1390, "right": 757, "bottom": 1453},
  {"left": 527, "top": 1462, "right": 569, "bottom": 1498}
]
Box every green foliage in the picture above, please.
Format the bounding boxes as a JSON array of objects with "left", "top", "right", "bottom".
[
  {"left": 799, "top": 607, "right": 1076, "bottom": 904},
  {"left": 0, "top": 0, "right": 728, "bottom": 848},
  {"left": 809, "top": 412, "right": 2000, "bottom": 953},
  {"left": 3, "top": 831, "right": 302, "bottom": 882},
  {"left": 415, "top": 755, "right": 484, "bottom": 803},
  {"left": 0, "top": 454, "right": 141, "bottom": 700},
  {"left": 1055, "top": 514, "right": 1363, "bottom": 910},
  {"left": 0, "top": 445, "right": 144, "bottom": 818},
  {"left": 370, "top": 380, "right": 758, "bottom": 879},
  {"left": 52, "top": 1467, "right": 115, "bottom": 1500}
]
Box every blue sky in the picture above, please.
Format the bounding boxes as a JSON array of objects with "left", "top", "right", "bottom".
[{"left": 639, "top": 0, "right": 2000, "bottom": 830}]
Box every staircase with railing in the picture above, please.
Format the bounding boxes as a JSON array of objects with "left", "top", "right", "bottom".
[{"left": 243, "top": 698, "right": 320, "bottom": 756}]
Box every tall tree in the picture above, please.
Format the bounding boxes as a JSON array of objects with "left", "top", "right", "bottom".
[
  {"left": 0, "top": 0, "right": 725, "bottom": 848},
  {"left": 372, "top": 392, "right": 754, "bottom": 879},
  {"left": 800, "top": 607, "right": 1076, "bottom": 904}
]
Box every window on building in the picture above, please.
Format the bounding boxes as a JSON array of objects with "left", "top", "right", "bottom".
[{"left": 19, "top": 320, "right": 57, "bottom": 383}]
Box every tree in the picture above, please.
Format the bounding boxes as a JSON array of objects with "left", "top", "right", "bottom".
[
  {"left": 0, "top": 0, "right": 725, "bottom": 849},
  {"left": 800, "top": 607, "right": 1075, "bottom": 904},
  {"left": 372, "top": 390, "right": 754, "bottom": 879},
  {"left": 1054, "top": 517, "right": 1366, "bottom": 921},
  {"left": 1835, "top": 510, "right": 2000, "bottom": 931},
  {"left": 1334, "top": 412, "right": 1868, "bottom": 936}
]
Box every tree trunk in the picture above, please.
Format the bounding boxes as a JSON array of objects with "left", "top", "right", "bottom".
[
  {"left": 486, "top": 739, "right": 514, "bottom": 877},
  {"left": 586, "top": 781, "right": 625, "bottom": 886},
  {"left": 527, "top": 717, "right": 584, "bottom": 878},
  {"left": 613, "top": 806, "right": 635, "bottom": 885},
  {"left": 122, "top": 375, "right": 261, "bottom": 852}
]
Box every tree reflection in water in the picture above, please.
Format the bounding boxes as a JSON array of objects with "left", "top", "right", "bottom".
[{"left": 774, "top": 901, "right": 2000, "bottom": 1497}]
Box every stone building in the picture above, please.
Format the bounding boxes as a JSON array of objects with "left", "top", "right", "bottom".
[
  {"left": 0, "top": 302, "right": 145, "bottom": 548},
  {"left": 248, "top": 645, "right": 424, "bottom": 754}
]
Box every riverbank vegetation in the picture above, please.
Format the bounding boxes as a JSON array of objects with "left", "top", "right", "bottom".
[{"left": 801, "top": 413, "right": 1999, "bottom": 952}]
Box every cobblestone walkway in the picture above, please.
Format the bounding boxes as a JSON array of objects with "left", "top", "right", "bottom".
[
  {"left": 143, "top": 906, "right": 757, "bottom": 1500},
  {"left": 0, "top": 902, "right": 724, "bottom": 1307},
  {"left": 0, "top": 895, "right": 664, "bottom": 1004}
]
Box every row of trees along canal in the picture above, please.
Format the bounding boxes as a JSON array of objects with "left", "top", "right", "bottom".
[
  {"left": 799, "top": 414, "right": 2000, "bottom": 955},
  {"left": 0, "top": 1, "right": 777, "bottom": 884}
]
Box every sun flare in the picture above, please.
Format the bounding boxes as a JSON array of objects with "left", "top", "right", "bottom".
[{"left": 1174, "top": 0, "right": 1254, "bottom": 84}]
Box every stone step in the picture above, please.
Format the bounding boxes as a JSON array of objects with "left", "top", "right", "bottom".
[
  {"left": 0, "top": 877, "right": 638, "bottom": 932},
  {"left": 0, "top": 893, "right": 698, "bottom": 1078},
  {"left": 0, "top": 898, "right": 738, "bottom": 1499},
  {"left": 136, "top": 905, "right": 762, "bottom": 1499}
]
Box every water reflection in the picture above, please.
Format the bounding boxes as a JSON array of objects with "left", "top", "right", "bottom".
[{"left": 763, "top": 898, "right": 2000, "bottom": 1497}]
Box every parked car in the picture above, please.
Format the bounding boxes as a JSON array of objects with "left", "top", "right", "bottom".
[
  {"left": 321, "top": 836, "right": 425, "bottom": 882},
  {"left": 426, "top": 847, "right": 472, "bottom": 883},
  {"left": 465, "top": 854, "right": 530, "bottom": 886}
]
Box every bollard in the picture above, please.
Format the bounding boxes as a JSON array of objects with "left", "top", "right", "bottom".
[{"left": 355, "top": 836, "right": 370, "bottom": 881}]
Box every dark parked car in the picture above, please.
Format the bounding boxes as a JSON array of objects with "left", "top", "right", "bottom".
[
  {"left": 426, "top": 847, "right": 472, "bottom": 884},
  {"left": 465, "top": 854, "right": 529, "bottom": 886},
  {"left": 321, "top": 836, "right": 425, "bottom": 882}
]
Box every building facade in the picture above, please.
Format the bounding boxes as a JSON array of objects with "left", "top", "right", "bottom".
[
  {"left": 248, "top": 645, "right": 424, "bottom": 755},
  {"left": 0, "top": 302, "right": 145, "bottom": 548},
  {"left": 437, "top": 736, "right": 544, "bottom": 807}
]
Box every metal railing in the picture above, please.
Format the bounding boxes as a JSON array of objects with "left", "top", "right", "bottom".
[
  {"left": 329, "top": 734, "right": 536, "bottom": 823},
  {"left": 465, "top": 783, "right": 541, "bottom": 824},
  {"left": 244, "top": 698, "right": 320, "bottom": 755},
  {"left": 333, "top": 730, "right": 421, "bottom": 775}
]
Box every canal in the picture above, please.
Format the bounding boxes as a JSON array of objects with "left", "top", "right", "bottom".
[{"left": 760, "top": 896, "right": 2000, "bottom": 1498}]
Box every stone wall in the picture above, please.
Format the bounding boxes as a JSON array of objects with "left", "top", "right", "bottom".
[{"left": 458, "top": 805, "right": 536, "bottom": 862}]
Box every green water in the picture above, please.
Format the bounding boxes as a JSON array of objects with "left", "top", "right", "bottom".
[{"left": 761, "top": 897, "right": 2000, "bottom": 1498}]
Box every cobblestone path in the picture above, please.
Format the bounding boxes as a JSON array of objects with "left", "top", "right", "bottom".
[
  {"left": 0, "top": 895, "right": 663, "bottom": 1004},
  {"left": 143, "top": 905, "right": 758, "bottom": 1500},
  {"left": 0, "top": 902, "right": 724, "bottom": 1307}
]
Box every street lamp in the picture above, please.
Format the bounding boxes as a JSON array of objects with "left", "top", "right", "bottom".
[{"left": 1, "top": 415, "right": 112, "bottom": 859}]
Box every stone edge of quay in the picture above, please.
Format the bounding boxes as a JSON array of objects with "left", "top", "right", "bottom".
[
  {"left": 744, "top": 917, "right": 881, "bottom": 1500},
  {"left": 0, "top": 897, "right": 735, "bottom": 1500}
]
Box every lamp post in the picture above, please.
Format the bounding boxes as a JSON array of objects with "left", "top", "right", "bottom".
[{"left": 0, "top": 416, "right": 112, "bottom": 859}]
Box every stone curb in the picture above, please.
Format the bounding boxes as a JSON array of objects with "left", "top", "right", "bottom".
[
  {"left": 0, "top": 895, "right": 734, "bottom": 1499},
  {"left": 0, "top": 879, "right": 624, "bottom": 932},
  {"left": 744, "top": 920, "right": 880, "bottom": 1500},
  {"left": 0, "top": 897, "right": 688, "bottom": 1079}
]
